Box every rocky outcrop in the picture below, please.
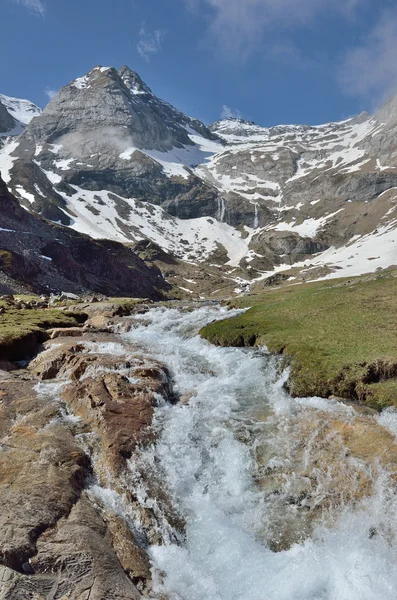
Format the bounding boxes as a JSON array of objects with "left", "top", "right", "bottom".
[
  {"left": 0, "top": 492, "right": 144, "bottom": 599},
  {"left": 0, "top": 320, "right": 181, "bottom": 598},
  {"left": 0, "top": 373, "right": 139, "bottom": 599},
  {"left": 247, "top": 230, "right": 329, "bottom": 270},
  {"left": 0, "top": 378, "right": 88, "bottom": 572}
]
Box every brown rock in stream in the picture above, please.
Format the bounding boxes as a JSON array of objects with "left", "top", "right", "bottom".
[
  {"left": 0, "top": 331, "right": 170, "bottom": 598},
  {"left": 63, "top": 370, "right": 162, "bottom": 475},
  {"left": 254, "top": 407, "right": 397, "bottom": 552},
  {"left": 20, "top": 328, "right": 179, "bottom": 595},
  {"left": 0, "top": 377, "right": 144, "bottom": 598},
  {"left": 48, "top": 326, "right": 88, "bottom": 339},
  {"left": 0, "top": 379, "right": 89, "bottom": 573},
  {"left": 30, "top": 335, "right": 173, "bottom": 475},
  {"left": 0, "top": 494, "right": 143, "bottom": 600},
  {"left": 104, "top": 512, "right": 152, "bottom": 585}
]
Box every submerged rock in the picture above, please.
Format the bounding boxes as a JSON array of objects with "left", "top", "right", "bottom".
[{"left": 254, "top": 407, "right": 397, "bottom": 551}]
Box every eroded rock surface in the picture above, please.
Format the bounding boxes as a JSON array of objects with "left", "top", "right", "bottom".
[
  {"left": 0, "top": 323, "right": 178, "bottom": 598},
  {"left": 0, "top": 378, "right": 88, "bottom": 573}
]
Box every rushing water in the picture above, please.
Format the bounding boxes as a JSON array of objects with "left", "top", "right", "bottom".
[{"left": 118, "top": 306, "right": 397, "bottom": 600}]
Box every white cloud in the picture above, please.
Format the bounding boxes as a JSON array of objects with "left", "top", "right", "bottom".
[
  {"left": 182, "top": 0, "right": 362, "bottom": 60},
  {"left": 14, "top": 0, "right": 45, "bottom": 15},
  {"left": 221, "top": 105, "right": 242, "bottom": 119},
  {"left": 137, "top": 23, "right": 166, "bottom": 61},
  {"left": 339, "top": 9, "right": 397, "bottom": 105},
  {"left": 45, "top": 88, "right": 57, "bottom": 100}
]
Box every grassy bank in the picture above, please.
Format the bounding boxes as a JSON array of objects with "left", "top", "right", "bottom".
[
  {"left": 0, "top": 299, "right": 86, "bottom": 361},
  {"left": 200, "top": 273, "right": 397, "bottom": 410}
]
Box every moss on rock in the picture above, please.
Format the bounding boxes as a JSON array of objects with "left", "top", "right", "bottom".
[{"left": 0, "top": 305, "right": 86, "bottom": 361}]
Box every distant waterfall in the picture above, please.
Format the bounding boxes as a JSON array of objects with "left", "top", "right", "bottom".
[
  {"left": 254, "top": 202, "right": 259, "bottom": 228},
  {"left": 217, "top": 198, "right": 226, "bottom": 222}
]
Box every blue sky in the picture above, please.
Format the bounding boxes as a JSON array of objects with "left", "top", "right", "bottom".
[{"left": 2, "top": 0, "right": 397, "bottom": 126}]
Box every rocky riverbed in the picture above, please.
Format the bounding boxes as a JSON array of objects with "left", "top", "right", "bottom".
[{"left": 2, "top": 301, "right": 397, "bottom": 599}]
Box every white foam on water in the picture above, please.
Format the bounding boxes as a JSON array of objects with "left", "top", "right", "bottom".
[
  {"left": 34, "top": 380, "right": 70, "bottom": 398},
  {"left": 80, "top": 340, "right": 127, "bottom": 356},
  {"left": 34, "top": 380, "right": 84, "bottom": 429},
  {"left": 88, "top": 483, "right": 130, "bottom": 519},
  {"left": 152, "top": 479, "right": 397, "bottom": 600},
  {"left": 121, "top": 306, "right": 397, "bottom": 600},
  {"left": 377, "top": 407, "right": 397, "bottom": 440}
]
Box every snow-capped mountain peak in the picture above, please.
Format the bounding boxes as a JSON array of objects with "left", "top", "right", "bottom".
[{"left": 3, "top": 67, "right": 397, "bottom": 291}]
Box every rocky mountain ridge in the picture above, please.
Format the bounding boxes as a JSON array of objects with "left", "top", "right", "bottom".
[
  {"left": 2, "top": 65, "right": 397, "bottom": 293},
  {"left": 0, "top": 174, "right": 167, "bottom": 298}
]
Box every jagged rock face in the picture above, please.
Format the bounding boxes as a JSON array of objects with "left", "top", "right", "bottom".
[
  {"left": 4, "top": 66, "right": 397, "bottom": 281},
  {"left": 0, "top": 101, "right": 15, "bottom": 135},
  {"left": 6, "top": 66, "right": 221, "bottom": 225},
  {"left": 0, "top": 175, "right": 168, "bottom": 298},
  {"left": 250, "top": 230, "right": 328, "bottom": 268},
  {"left": 24, "top": 66, "right": 215, "bottom": 153}
]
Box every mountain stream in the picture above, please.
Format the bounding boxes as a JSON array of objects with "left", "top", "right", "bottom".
[{"left": 92, "top": 305, "right": 397, "bottom": 600}]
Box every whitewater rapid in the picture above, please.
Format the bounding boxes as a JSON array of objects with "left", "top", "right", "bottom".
[{"left": 118, "top": 305, "right": 397, "bottom": 600}]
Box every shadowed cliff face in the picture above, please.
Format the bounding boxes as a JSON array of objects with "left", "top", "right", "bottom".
[
  {"left": 0, "top": 101, "right": 15, "bottom": 135},
  {"left": 0, "top": 175, "right": 169, "bottom": 298}
]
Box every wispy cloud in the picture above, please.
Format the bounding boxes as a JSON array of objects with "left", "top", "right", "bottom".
[
  {"left": 339, "top": 9, "right": 397, "bottom": 106},
  {"left": 137, "top": 23, "right": 166, "bottom": 61},
  {"left": 182, "top": 0, "right": 362, "bottom": 60},
  {"left": 221, "top": 105, "right": 242, "bottom": 119},
  {"left": 45, "top": 88, "right": 57, "bottom": 100},
  {"left": 14, "top": 0, "right": 45, "bottom": 16}
]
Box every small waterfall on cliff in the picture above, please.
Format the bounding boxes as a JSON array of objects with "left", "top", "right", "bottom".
[
  {"left": 254, "top": 202, "right": 259, "bottom": 228},
  {"left": 217, "top": 198, "right": 226, "bottom": 222},
  {"left": 121, "top": 306, "right": 397, "bottom": 600}
]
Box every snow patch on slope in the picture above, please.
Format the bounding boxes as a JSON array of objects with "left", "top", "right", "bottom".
[
  {"left": 271, "top": 209, "right": 344, "bottom": 237},
  {"left": 0, "top": 139, "right": 19, "bottom": 183},
  {"left": 308, "top": 224, "right": 397, "bottom": 279},
  {"left": 249, "top": 223, "right": 397, "bottom": 286},
  {"left": 121, "top": 130, "right": 222, "bottom": 180},
  {"left": 56, "top": 186, "right": 249, "bottom": 265},
  {"left": 15, "top": 185, "right": 35, "bottom": 204}
]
